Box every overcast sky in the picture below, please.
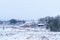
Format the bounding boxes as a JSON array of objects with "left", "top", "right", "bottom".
[{"left": 0, "top": 0, "right": 60, "bottom": 20}]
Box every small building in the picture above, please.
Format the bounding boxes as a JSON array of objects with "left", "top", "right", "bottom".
[{"left": 37, "top": 23, "right": 45, "bottom": 27}]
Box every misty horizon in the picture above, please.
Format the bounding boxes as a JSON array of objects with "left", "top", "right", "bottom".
[{"left": 0, "top": 0, "right": 60, "bottom": 20}]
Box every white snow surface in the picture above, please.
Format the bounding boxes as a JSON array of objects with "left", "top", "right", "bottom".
[{"left": 0, "top": 26, "right": 60, "bottom": 40}]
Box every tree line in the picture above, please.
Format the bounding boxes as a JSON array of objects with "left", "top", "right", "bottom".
[
  {"left": 38, "top": 15, "right": 60, "bottom": 32},
  {"left": 0, "top": 19, "right": 26, "bottom": 25},
  {"left": 0, "top": 15, "right": 60, "bottom": 32}
]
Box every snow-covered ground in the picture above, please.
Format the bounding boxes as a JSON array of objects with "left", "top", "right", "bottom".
[{"left": 0, "top": 26, "right": 60, "bottom": 40}]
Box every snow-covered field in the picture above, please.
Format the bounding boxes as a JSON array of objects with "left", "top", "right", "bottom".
[{"left": 0, "top": 26, "right": 60, "bottom": 40}]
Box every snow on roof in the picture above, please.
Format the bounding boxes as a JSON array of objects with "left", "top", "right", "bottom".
[{"left": 38, "top": 23, "right": 45, "bottom": 25}]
